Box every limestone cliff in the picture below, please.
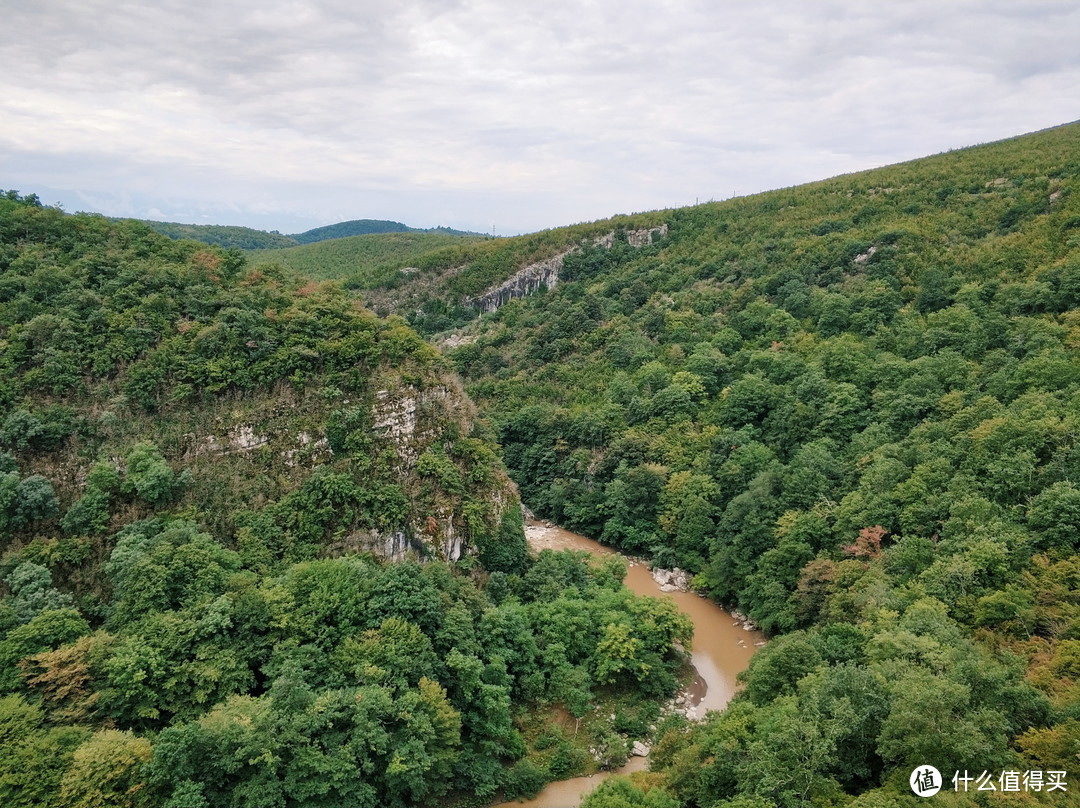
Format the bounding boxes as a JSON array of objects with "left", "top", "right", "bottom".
[
  {"left": 19, "top": 325, "right": 520, "bottom": 569},
  {"left": 167, "top": 369, "right": 519, "bottom": 564},
  {"left": 468, "top": 251, "right": 569, "bottom": 313},
  {"left": 0, "top": 199, "right": 528, "bottom": 600},
  {"left": 466, "top": 225, "right": 667, "bottom": 313}
]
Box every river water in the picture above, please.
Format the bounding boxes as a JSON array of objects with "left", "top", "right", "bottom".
[{"left": 491, "top": 522, "right": 762, "bottom": 808}]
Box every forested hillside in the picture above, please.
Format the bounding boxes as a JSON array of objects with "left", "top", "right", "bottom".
[
  {"left": 310, "top": 123, "right": 1080, "bottom": 805},
  {"left": 140, "top": 220, "right": 299, "bottom": 249},
  {"left": 253, "top": 230, "right": 490, "bottom": 285},
  {"left": 142, "top": 217, "right": 487, "bottom": 251},
  {"left": 5, "top": 118, "right": 1080, "bottom": 808},
  {"left": 289, "top": 219, "right": 483, "bottom": 244},
  {"left": 0, "top": 193, "right": 694, "bottom": 806}
]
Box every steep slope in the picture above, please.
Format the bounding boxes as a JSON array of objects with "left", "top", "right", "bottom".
[
  {"left": 0, "top": 196, "right": 521, "bottom": 576},
  {"left": 469, "top": 122, "right": 1080, "bottom": 806},
  {"left": 252, "top": 229, "right": 489, "bottom": 285},
  {"left": 0, "top": 194, "right": 701, "bottom": 808},
  {"left": 298, "top": 213, "right": 671, "bottom": 333},
  {"left": 287, "top": 122, "right": 1080, "bottom": 806}
]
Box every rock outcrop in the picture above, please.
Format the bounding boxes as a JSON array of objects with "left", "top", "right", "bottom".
[
  {"left": 469, "top": 252, "right": 569, "bottom": 313},
  {"left": 466, "top": 225, "right": 668, "bottom": 313},
  {"left": 175, "top": 370, "right": 516, "bottom": 565}
]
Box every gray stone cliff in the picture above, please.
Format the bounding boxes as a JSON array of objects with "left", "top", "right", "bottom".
[{"left": 467, "top": 225, "right": 667, "bottom": 313}]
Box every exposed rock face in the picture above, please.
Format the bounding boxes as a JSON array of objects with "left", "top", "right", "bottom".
[
  {"left": 366, "top": 376, "right": 516, "bottom": 562},
  {"left": 591, "top": 224, "right": 669, "bottom": 249},
  {"left": 327, "top": 528, "right": 420, "bottom": 562},
  {"left": 470, "top": 252, "right": 570, "bottom": 314},
  {"left": 440, "top": 333, "right": 479, "bottom": 349},
  {"left": 853, "top": 245, "right": 878, "bottom": 265},
  {"left": 326, "top": 524, "right": 469, "bottom": 564},
  {"left": 177, "top": 373, "right": 517, "bottom": 565},
  {"left": 186, "top": 424, "right": 269, "bottom": 456},
  {"left": 628, "top": 224, "right": 668, "bottom": 246},
  {"left": 467, "top": 225, "right": 668, "bottom": 313},
  {"left": 371, "top": 389, "right": 421, "bottom": 461},
  {"left": 370, "top": 384, "right": 459, "bottom": 469}
]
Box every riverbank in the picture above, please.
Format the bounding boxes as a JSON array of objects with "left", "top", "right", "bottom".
[{"left": 490, "top": 522, "right": 762, "bottom": 808}]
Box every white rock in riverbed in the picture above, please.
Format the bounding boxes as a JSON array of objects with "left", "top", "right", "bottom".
[
  {"left": 651, "top": 566, "right": 692, "bottom": 591},
  {"left": 631, "top": 741, "right": 651, "bottom": 757},
  {"left": 730, "top": 609, "right": 760, "bottom": 631}
]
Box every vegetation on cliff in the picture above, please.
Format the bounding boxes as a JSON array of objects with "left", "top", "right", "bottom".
[
  {"left": 304, "top": 124, "right": 1080, "bottom": 805},
  {"left": 0, "top": 192, "right": 691, "bottom": 806},
  {"left": 6, "top": 117, "right": 1080, "bottom": 807}
]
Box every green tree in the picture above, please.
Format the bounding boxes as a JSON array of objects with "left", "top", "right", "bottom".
[
  {"left": 444, "top": 649, "right": 522, "bottom": 797},
  {"left": 741, "top": 696, "right": 840, "bottom": 808},
  {"left": 740, "top": 633, "right": 823, "bottom": 707},
  {"left": 61, "top": 487, "right": 112, "bottom": 536},
  {"left": 0, "top": 608, "right": 90, "bottom": 692},
  {"left": 15, "top": 474, "right": 58, "bottom": 522},
  {"left": 104, "top": 521, "right": 241, "bottom": 625},
  {"left": 5, "top": 562, "right": 72, "bottom": 624},
  {"left": 580, "top": 777, "right": 680, "bottom": 808},
  {"left": 876, "top": 666, "right": 1010, "bottom": 774},
  {"left": 335, "top": 616, "right": 438, "bottom": 690},
  {"left": 1028, "top": 480, "right": 1080, "bottom": 551},
  {"left": 58, "top": 729, "right": 154, "bottom": 808},
  {"left": 120, "top": 442, "right": 176, "bottom": 505},
  {"left": 0, "top": 695, "right": 91, "bottom": 808}
]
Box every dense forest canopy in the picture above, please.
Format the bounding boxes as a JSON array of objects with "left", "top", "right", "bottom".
[
  {"left": 251, "top": 230, "right": 491, "bottom": 286},
  {"left": 3, "top": 119, "right": 1080, "bottom": 807},
  {"left": 289, "top": 219, "right": 484, "bottom": 244},
  {"left": 138, "top": 220, "right": 300, "bottom": 249},
  {"left": 0, "top": 190, "right": 697, "bottom": 806},
  {"left": 287, "top": 124, "right": 1080, "bottom": 805},
  {"left": 466, "top": 123, "right": 1080, "bottom": 806}
]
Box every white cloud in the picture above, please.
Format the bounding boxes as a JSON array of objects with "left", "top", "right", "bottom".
[{"left": 2, "top": 0, "right": 1077, "bottom": 233}]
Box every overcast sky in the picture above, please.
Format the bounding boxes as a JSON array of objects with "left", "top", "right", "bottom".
[{"left": 2, "top": 1, "right": 1078, "bottom": 235}]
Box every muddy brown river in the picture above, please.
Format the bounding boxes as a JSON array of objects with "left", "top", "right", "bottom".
[{"left": 491, "top": 522, "right": 762, "bottom": 808}]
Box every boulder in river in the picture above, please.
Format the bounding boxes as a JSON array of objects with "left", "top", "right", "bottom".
[{"left": 650, "top": 566, "right": 692, "bottom": 591}]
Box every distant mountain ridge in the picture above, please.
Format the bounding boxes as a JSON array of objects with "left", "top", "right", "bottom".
[
  {"left": 289, "top": 219, "right": 484, "bottom": 243},
  {"left": 139, "top": 216, "right": 486, "bottom": 249},
  {"left": 136, "top": 220, "right": 298, "bottom": 249}
]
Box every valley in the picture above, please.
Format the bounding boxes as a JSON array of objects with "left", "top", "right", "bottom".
[
  {"left": 2, "top": 120, "right": 1079, "bottom": 807},
  {"left": 491, "top": 520, "right": 760, "bottom": 808}
]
